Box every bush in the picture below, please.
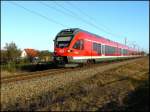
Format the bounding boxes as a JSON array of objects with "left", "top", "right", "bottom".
[{"left": 1, "top": 62, "right": 16, "bottom": 72}]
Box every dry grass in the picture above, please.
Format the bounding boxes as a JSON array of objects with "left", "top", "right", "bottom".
[
  {"left": 1, "top": 71, "right": 16, "bottom": 78},
  {"left": 1, "top": 57, "right": 149, "bottom": 111}
]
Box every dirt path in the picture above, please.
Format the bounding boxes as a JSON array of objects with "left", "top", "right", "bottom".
[{"left": 1, "top": 57, "right": 149, "bottom": 111}]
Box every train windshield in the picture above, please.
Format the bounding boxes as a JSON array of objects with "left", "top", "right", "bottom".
[{"left": 55, "top": 36, "right": 73, "bottom": 48}]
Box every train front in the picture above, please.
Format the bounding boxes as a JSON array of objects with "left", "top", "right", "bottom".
[{"left": 53, "top": 29, "right": 75, "bottom": 64}]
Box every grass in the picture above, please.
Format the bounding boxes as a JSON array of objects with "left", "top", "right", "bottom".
[
  {"left": 124, "top": 78, "right": 149, "bottom": 111},
  {"left": 39, "top": 57, "right": 149, "bottom": 111},
  {"left": 1, "top": 57, "right": 149, "bottom": 111},
  {"left": 97, "top": 72, "right": 149, "bottom": 111},
  {"left": 1, "top": 61, "right": 56, "bottom": 74}
]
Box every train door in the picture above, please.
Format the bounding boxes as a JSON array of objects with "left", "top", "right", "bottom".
[
  {"left": 101, "top": 45, "right": 105, "bottom": 56},
  {"left": 72, "top": 39, "right": 84, "bottom": 56},
  {"left": 121, "top": 48, "right": 123, "bottom": 56}
]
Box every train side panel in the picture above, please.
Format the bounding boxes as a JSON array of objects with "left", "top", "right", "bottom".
[{"left": 53, "top": 28, "right": 141, "bottom": 64}]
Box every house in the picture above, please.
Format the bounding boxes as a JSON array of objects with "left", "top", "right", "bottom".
[{"left": 21, "top": 48, "right": 39, "bottom": 62}]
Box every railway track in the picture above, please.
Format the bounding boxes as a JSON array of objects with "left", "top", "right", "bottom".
[
  {"left": 1, "top": 57, "right": 142, "bottom": 84},
  {"left": 1, "top": 68, "right": 72, "bottom": 84},
  {"left": 1, "top": 63, "right": 109, "bottom": 84}
]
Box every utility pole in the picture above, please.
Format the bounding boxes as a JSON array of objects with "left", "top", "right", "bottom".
[
  {"left": 132, "top": 41, "right": 136, "bottom": 49},
  {"left": 124, "top": 37, "right": 127, "bottom": 45}
]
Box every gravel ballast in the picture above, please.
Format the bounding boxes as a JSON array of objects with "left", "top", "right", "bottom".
[{"left": 1, "top": 57, "right": 148, "bottom": 110}]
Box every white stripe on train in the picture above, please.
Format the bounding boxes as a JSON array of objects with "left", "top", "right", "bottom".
[{"left": 72, "top": 55, "right": 140, "bottom": 60}]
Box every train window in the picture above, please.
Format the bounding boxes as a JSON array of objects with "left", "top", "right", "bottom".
[
  {"left": 80, "top": 40, "right": 84, "bottom": 50},
  {"left": 58, "top": 30, "right": 74, "bottom": 36},
  {"left": 105, "top": 46, "right": 108, "bottom": 54},
  {"left": 105, "top": 45, "right": 116, "bottom": 54},
  {"left": 56, "top": 41, "right": 70, "bottom": 48},
  {"left": 119, "top": 48, "right": 122, "bottom": 54},
  {"left": 73, "top": 40, "right": 84, "bottom": 50},
  {"left": 93, "top": 43, "right": 97, "bottom": 51},
  {"left": 55, "top": 36, "right": 73, "bottom": 48},
  {"left": 57, "top": 36, "right": 72, "bottom": 41},
  {"left": 97, "top": 44, "right": 101, "bottom": 54},
  {"left": 122, "top": 49, "right": 128, "bottom": 55},
  {"left": 93, "top": 43, "right": 101, "bottom": 54},
  {"left": 73, "top": 40, "right": 80, "bottom": 49},
  {"left": 121, "top": 49, "right": 123, "bottom": 55},
  {"left": 127, "top": 50, "right": 129, "bottom": 54}
]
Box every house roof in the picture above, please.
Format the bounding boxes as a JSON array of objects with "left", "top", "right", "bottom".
[{"left": 24, "top": 48, "right": 38, "bottom": 57}]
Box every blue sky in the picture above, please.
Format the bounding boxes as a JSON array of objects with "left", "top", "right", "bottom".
[{"left": 1, "top": 1, "right": 149, "bottom": 52}]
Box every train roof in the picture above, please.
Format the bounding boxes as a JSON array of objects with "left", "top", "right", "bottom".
[
  {"left": 59, "top": 28, "right": 137, "bottom": 51},
  {"left": 60, "top": 28, "right": 117, "bottom": 41}
]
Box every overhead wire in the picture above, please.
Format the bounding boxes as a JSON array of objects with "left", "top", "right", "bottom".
[
  {"left": 39, "top": 1, "right": 103, "bottom": 32},
  {"left": 39, "top": 1, "right": 124, "bottom": 40},
  {"left": 66, "top": 1, "right": 110, "bottom": 30},
  {"left": 53, "top": 1, "right": 113, "bottom": 35},
  {"left": 52, "top": 1, "right": 103, "bottom": 30},
  {"left": 39, "top": 1, "right": 82, "bottom": 28},
  {"left": 66, "top": 2, "right": 143, "bottom": 49},
  {"left": 66, "top": 1, "right": 125, "bottom": 38},
  {"left": 39, "top": 1, "right": 77, "bottom": 19},
  {"left": 10, "top": 2, "right": 68, "bottom": 28},
  {"left": 11, "top": 1, "right": 122, "bottom": 39},
  {"left": 53, "top": 1, "right": 124, "bottom": 38},
  {"left": 10, "top": 1, "right": 140, "bottom": 50}
]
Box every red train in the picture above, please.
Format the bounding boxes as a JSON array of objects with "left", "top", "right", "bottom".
[{"left": 53, "top": 28, "right": 140, "bottom": 65}]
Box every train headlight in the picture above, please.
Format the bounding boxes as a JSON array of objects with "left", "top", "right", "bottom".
[{"left": 67, "top": 49, "right": 73, "bottom": 52}]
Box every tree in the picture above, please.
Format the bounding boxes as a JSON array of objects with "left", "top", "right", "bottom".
[
  {"left": 1, "top": 50, "right": 7, "bottom": 64},
  {"left": 39, "top": 50, "right": 52, "bottom": 62},
  {"left": 4, "top": 42, "right": 21, "bottom": 62}
]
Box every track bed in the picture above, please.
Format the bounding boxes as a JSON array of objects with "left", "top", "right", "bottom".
[{"left": 1, "top": 57, "right": 149, "bottom": 111}]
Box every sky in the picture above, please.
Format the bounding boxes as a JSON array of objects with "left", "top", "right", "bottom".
[{"left": 1, "top": 1, "right": 149, "bottom": 52}]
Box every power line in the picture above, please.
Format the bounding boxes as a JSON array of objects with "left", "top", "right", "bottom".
[
  {"left": 39, "top": 1, "right": 74, "bottom": 18},
  {"left": 53, "top": 1, "right": 104, "bottom": 30},
  {"left": 10, "top": 2, "right": 68, "bottom": 28},
  {"left": 10, "top": 1, "right": 141, "bottom": 51},
  {"left": 39, "top": 1, "right": 81, "bottom": 27},
  {"left": 53, "top": 1, "right": 124, "bottom": 39},
  {"left": 40, "top": 1, "right": 124, "bottom": 39},
  {"left": 11, "top": 1, "right": 122, "bottom": 39},
  {"left": 66, "top": 1, "right": 125, "bottom": 38},
  {"left": 39, "top": 1, "right": 92, "bottom": 30},
  {"left": 69, "top": 1, "right": 126, "bottom": 37},
  {"left": 66, "top": 1, "right": 111, "bottom": 31},
  {"left": 53, "top": 1, "right": 101, "bottom": 29},
  {"left": 39, "top": 1, "right": 103, "bottom": 31},
  {"left": 71, "top": 2, "right": 133, "bottom": 47}
]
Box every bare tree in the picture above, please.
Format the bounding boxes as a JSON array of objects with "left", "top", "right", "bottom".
[{"left": 4, "top": 42, "right": 21, "bottom": 63}]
